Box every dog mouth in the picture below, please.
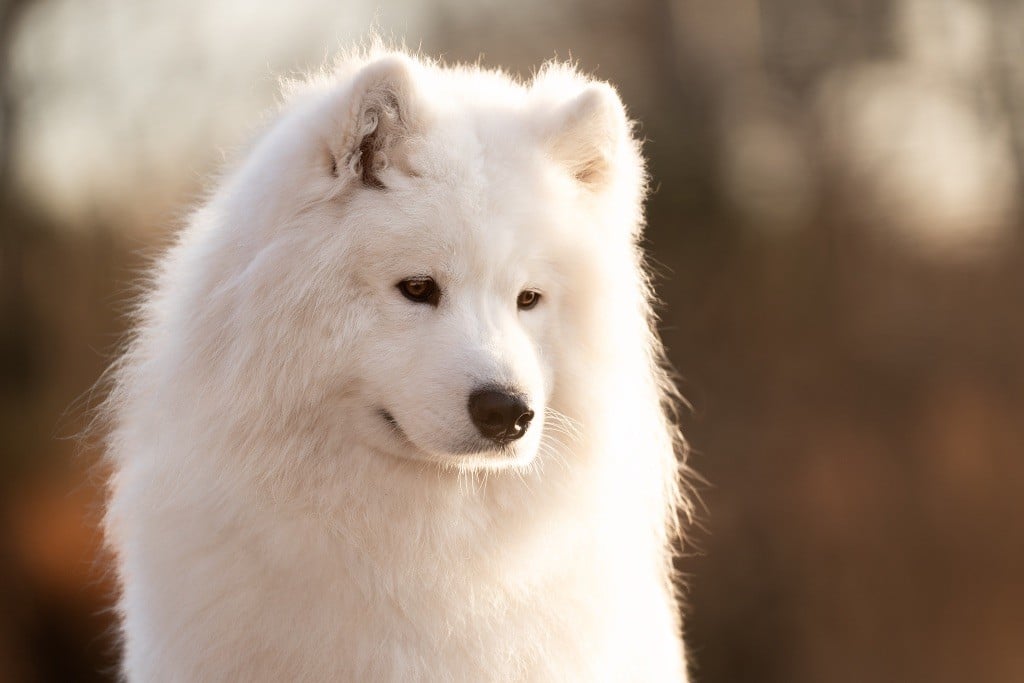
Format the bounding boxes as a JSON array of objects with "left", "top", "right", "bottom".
[
  {"left": 377, "top": 408, "right": 519, "bottom": 461},
  {"left": 379, "top": 409, "right": 405, "bottom": 436}
]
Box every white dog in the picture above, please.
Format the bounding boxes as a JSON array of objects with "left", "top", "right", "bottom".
[{"left": 104, "top": 47, "right": 690, "bottom": 682}]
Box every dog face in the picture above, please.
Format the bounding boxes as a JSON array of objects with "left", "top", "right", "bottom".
[
  {"left": 348, "top": 175, "right": 556, "bottom": 469},
  {"left": 202, "top": 54, "right": 642, "bottom": 473}
]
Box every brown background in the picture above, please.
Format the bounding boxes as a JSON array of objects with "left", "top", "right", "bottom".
[{"left": 2, "top": 0, "right": 1023, "bottom": 681}]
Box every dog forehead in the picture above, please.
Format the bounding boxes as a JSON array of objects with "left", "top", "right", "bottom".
[
  {"left": 379, "top": 182, "right": 548, "bottom": 269},
  {"left": 408, "top": 117, "right": 557, "bottom": 223},
  {"left": 354, "top": 194, "right": 552, "bottom": 292},
  {"left": 350, "top": 106, "right": 575, "bottom": 278},
  {"left": 421, "top": 108, "right": 541, "bottom": 193}
]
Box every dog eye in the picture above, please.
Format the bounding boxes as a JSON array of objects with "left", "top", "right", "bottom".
[
  {"left": 397, "top": 277, "right": 440, "bottom": 306},
  {"left": 517, "top": 289, "right": 541, "bottom": 310}
]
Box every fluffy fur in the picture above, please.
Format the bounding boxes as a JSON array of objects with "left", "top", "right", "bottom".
[{"left": 104, "top": 46, "right": 690, "bottom": 682}]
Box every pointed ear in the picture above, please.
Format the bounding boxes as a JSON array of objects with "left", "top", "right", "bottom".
[
  {"left": 542, "top": 83, "right": 630, "bottom": 189},
  {"left": 330, "top": 55, "right": 420, "bottom": 189}
]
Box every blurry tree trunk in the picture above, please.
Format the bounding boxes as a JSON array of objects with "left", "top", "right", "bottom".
[
  {"left": 991, "top": 0, "right": 1024, "bottom": 205},
  {"left": 0, "top": 0, "right": 30, "bottom": 185},
  {"left": 0, "top": 0, "right": 38, "bottom": 405}
]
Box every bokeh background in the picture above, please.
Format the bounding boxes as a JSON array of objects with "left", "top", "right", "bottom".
[{"left": 2, "top": 0, "right": 1023, "bottom": 681}]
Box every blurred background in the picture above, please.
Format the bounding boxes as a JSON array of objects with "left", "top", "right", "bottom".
[{"left": 1, "top": 0, "right": 1023, "bottom": 680}]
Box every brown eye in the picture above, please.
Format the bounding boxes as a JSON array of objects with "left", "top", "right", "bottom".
[
  {"left": 517, "top": 289, "right": 541, "bottom": 310},
  {"left": 398, "top": 277, "right": 440, "bottom": 306}
]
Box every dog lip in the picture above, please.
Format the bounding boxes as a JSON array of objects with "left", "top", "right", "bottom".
[
  {"left": 378, "top": 409, "right": 521, "bottom": 461},
  {"left": 379, "top": 409, "right": 406, "bottom": 438}
]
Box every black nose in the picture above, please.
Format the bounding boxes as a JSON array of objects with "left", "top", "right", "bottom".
[{"left": 467, "top": 388, "right": 534, "bottom": 443}]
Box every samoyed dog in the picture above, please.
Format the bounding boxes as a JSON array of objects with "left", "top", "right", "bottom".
[{"left": 104, "top": 47, "right": 690, "bottom": 682}]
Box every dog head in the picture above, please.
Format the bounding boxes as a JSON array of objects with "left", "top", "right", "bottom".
[{"left": 192, "top": 53, "right": 646, "bottom": 473}]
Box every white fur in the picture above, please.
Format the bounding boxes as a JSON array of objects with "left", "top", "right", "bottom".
[{"left": 104, "top": 47, "right": 689, "bottom": 682}]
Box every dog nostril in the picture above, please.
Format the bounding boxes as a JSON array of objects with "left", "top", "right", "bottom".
[{"left": 468, "top": 389, "right": 533, "bottom": 443}]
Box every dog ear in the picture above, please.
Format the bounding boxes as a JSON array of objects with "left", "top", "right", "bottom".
[
  {"left": 543, "top": 83, "right": 630, "bottom": 189},
  {"left": 330, "top": 55, "right": 419, "bottom": 189}
]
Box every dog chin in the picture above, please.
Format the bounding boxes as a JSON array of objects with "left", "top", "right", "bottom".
[
  {"left": 438, "top": 447, "right": 538, "bottom": 472},
  {"left": 398, "top": 439, "right": 537, "bottom": 472}
]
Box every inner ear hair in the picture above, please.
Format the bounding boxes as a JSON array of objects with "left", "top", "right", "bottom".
[
  {"left": 352, "top": 89, "right": 402, "bottom": 189},
  {"left": 330, "top": 56, "right": 417, "bottom": 190},
  {"left": 569, "top": 148, "right": 611, "bottom": 185},
  {"left": 543, "top": 82, "right": 628, "bottom": 190}
]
